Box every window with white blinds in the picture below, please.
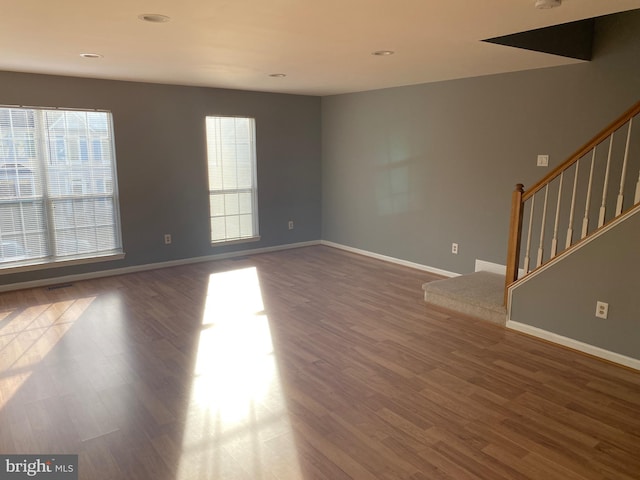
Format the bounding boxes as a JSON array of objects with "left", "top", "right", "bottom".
[
  {"left": 205, "top": 116, "right": 259, "bottom": 244},
  {"left": 0, "top": 106, "right": 123, "bottom": 269}
]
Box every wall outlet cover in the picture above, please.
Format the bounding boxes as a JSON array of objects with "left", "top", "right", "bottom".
[{"left": 595, "top": 301, "right": 608, "bottom": 319}]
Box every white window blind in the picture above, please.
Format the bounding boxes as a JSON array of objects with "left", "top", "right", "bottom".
[
  {"left": 0, "top": 106, "right": 123, "bottom": 268},
  {"left": 205, "top": 116, "right": 259, "bottom": 244}
]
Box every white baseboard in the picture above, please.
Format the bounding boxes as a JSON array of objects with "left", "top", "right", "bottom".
[
  {"left": 475, "top": 259, "right": 506, "bottom": 275},
  {"left": 475, "top": 259, "right": 525, "bottom": 277},
  {"left": 321, "top": 240, "right": 459, "bottom": 277},
  {"left": 507, "top": 320, "right": 640, "bottom": 371},
  {"left": 0, "top": 240, "right": 321, "bottom": 293}
]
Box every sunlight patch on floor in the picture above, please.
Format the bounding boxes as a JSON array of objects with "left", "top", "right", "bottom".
[
  {"left": 0, "top": 297, "right": 96, "bottom": 409},
  {"left": 177, "top": 266, "right": 303, "bottom": 479}
]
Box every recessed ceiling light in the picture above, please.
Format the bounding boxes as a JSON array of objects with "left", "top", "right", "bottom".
[
  {"left": 80, "top": 53, "right": 103, "bottom": 59},
  {"left": 269, "top": 73, "right": 287, "bottom": 78},
  {"left": 534, "top": 0, "right": 561, "bottom": 9},
  {"left": 372, "top": 50, "right": 395, "bottom": 56},
  {"left": 138, "top": 13, "right": 171, "bottom": 23}
]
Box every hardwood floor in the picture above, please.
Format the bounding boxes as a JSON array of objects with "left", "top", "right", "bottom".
[{"left": 0, "top": 245, "right": 638, "bottom": 479}]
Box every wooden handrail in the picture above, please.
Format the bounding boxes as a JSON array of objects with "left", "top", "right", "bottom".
[
  {"left": 523, "top": 100, "right": 640, "bottom": 201},
  {"left": 504, "top": 184, "right": 524, "bottom": 305}
]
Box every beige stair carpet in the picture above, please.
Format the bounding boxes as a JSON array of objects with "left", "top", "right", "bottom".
[{"left": 422, "top": 271, "right": 506, "bottom": 325}]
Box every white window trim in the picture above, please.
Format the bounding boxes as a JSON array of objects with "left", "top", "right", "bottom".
[
  {"left": 212, "top": 236, "right": 261, "bottom": 247},
  {"left": 205, "top": 115, "right": 260, "bottom": 246},
  {"left": 0, "top": 252, "right": 125, "bottom": 275},
  {"left": 0, "top": 105, "right": 124, "bottom": 270}
]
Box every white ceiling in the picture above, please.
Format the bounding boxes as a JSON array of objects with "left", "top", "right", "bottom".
[{"left": 2, "top": 0, "right": 640, "bottom": 96}]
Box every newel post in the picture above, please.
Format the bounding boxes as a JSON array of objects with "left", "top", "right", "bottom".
[{"left": 504, "top": 184, "right": 525, "bottom": 305}]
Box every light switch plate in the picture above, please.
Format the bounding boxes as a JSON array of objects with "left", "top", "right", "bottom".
[{"left": 537, "top": 155, "right": 549, "bottom": 167}]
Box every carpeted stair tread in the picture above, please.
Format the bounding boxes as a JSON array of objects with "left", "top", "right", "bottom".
[{"left": 422, "top": 271, "right": 506, "bottom": 325}]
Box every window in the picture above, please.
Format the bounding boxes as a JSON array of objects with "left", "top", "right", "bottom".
[
  {"left": 0, "top": 106, "right": 123, "bottom": 269},
  {"left": 205, "top": 116, "right": 259, "bottom": 244}
]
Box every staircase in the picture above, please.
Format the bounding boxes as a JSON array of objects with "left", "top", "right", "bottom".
[
  {"left": 422, "top": 271, "right": 506, "bottom": 325},
  {"left": 423, "top": 100, "right": 640, "bottom": 326}
]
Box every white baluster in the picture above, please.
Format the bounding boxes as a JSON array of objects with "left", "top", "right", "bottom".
[
  {"left": 566, "top": 159, "right": 580, "bottom": 249},
  {"left": 616, "top": 117, "right": 633, "bottom": 216},
  {"left": 599, "top": 134, "right": 614, "bottom": 228},
  {"left": 523, "top": 196, "right": 535, "bottom": 274},
  {"left": 551, "top": 171, "right": 564, "bottom": 258},
  {"left": 635, "top": 171, "right": 640, "bottom": 204},
  {"left": 582, "top": 149, "right": 596, "bottom": 238},
  {"left": 537, "top": 185, "right": 549, "bottom": 268}
]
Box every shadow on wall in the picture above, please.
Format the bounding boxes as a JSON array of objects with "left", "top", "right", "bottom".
[
  {"left": 376, "top": 163, "right": 410, "bottom": 215},
  {"left": 374, "top": 129, "right": 429, "bottom": 216}
]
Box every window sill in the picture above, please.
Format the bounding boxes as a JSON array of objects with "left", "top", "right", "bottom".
[
  {"left": 211, "top": 236, "right": 261, "bottom": 247},
  {"left": 0, "top": 252, "right": 126, "bottom": 275}
]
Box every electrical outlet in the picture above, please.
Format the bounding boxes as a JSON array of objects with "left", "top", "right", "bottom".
[
  {"left": 537, "top": 154, "right": 549, "bottom": 167},
  {"left": 595, "top": 301, "right": 608, "bottom": 319},
  {"left": 451, "top": 243, "right": 458, "bottom": 255},
  {"left": 164, "top": 233, "right": 172, "bottom": 245},
  {"left": 288, "top": 220, "right": 294, "bottom": 230}
]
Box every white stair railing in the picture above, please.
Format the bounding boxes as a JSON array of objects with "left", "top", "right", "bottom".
[
  {"left": 616, "top": 118, "right": 633, "bottom": 216},
  {"left": 582, "top": 148, "right": 596, "bottom": 239},
  {"left": 505, "top": 101, "right": 640, "bottom": 303}
]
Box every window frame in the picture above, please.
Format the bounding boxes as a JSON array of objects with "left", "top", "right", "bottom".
[
  {"left": 0, "top": 105, "right": 124, "bottom": 274},
  {"left": 205, "top": 115, "right": 260, "bottom": 246}
]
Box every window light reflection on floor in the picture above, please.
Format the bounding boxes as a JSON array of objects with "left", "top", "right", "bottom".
[
  {"left": 177, "top": 266, "right": 303, "bottom": 479},
  {"left": 0, "top": 297, "right": 96, "bottom": 409}
]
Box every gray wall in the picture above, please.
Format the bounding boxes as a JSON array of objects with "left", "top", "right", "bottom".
[
  {"left": 2, "top": 8, "right": 638, "bottom": 365},
  {"left": 0, "top": 73, "right": 321, "bottom": 285},
  {"left": 321, "top": 10, "right": 640, "bottom": 274},
  {"left": 510, "top": 211, "right": 640, "bottom": 359}
]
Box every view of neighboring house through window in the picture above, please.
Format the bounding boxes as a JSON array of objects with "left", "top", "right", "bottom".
[
  {"left": 0, "top": 106, "right": 123, "bottom": 268},
  {"left": 205, "top": 116, "right": 259, "bottom": 244}
]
